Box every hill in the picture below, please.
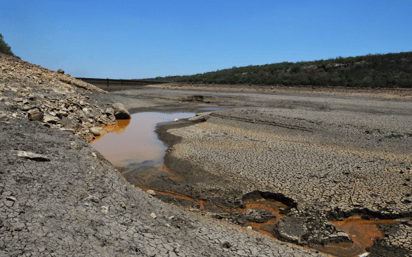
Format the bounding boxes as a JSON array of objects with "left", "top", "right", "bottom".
[{"left": 155, "top": 52, "right": 412, "bottom": 88}]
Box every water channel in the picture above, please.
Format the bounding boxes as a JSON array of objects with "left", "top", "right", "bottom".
[{"left": 91, "top": 111, "right": 402, "bottom": 257}]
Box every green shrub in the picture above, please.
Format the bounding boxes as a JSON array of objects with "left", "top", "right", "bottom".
[{"left": 0, "top": 34, "right": 17, "bottom": 57}]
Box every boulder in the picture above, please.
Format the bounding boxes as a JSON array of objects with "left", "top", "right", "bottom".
[
  {"left": 111, "top": 103, "right": 131, "bottom": 120},
  {"left": 90, "top": 127, "right": 104, "bottom": 136},
  {"left": 43, "top": 115, "right": 60, "bottom": 124},
  {"left": 57, "top": 69, "right": 65, "bottom": 74},
  {"left": 104, "top": 108, "right": 115, "bottom": 116},
  {"left": 27, "top": 108, "right": 43, "bottom": 121},
  {"left": 0, "top": 113, "right": 9, "bottom": 121},
  {"left": 273, "top": 216, "right": 308, "bottom": 244}
]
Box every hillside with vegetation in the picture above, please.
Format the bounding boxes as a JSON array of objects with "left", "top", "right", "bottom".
[
  {"left": 0, "top": 34, "right": 18, "bottom": 58},
  {"left": 155, "top": 52, "right": 412, "bottom": 88}
]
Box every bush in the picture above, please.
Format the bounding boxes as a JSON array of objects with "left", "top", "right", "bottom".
[
  {"left": 291, "top": 65, "right": 301, "bottom": 73},
  {"left": 0, "top": 34, "right": 17, "bottom": 57}
]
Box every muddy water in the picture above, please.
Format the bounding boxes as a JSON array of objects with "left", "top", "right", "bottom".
[
  {"left": 91, "top": 112, "right": 195, "bottom": 168},
  {"left": 91, "top": 112, "right": 401, "bottom": 257}
]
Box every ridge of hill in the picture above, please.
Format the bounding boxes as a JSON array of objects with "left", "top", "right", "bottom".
[{"left": 155, "top": 52, "right": 412, "bottom": 88}]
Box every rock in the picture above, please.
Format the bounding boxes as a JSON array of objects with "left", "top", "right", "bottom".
[
  {"left": 90, "top": 127, "right": 104, "bottom": 136},
  {"left": 147, "top": 190, "right": 156, "bottom": 196},
  {"left": 17, "top": 151, "right": 50, "bottom": 162},
  {"left": 150, "top": 212, "right": 157, "bottom": 219},
  {"left": 22, "top": 105, "right": 33, "bottom": 111},
  {"left": 101, "top": 206, "right": 109, "bottom": 213},
  {"left": 0, "top": 113, "right": 9, "bottom": 121},
  {"left": 57, "top": 69, "right": 65, "bottom": 74},
  {"left": 6, "top": 196, "right": 16, "bottom": 201},
  {"left": 173, "top": 118, "right": 179, "bottom": 122},
  {"left": 27, "top": 109, "right": 43, "bottom": 121},
  {"left": 189, "top": 115, "right": 208, "bottom": 122},
  {"left": 60, "top": 128, "right": 75, "bottom": 134},
  {"left": 43, "top": 115, "right": 60, "bottom": 124},
  {"left": 111, "top": 103, "right": 131, "bottom": 120},
  {"left": 244, "top": 208, "right": 276, "bottom": 223},
  {"left": 274, "top": 216, "right": 308, "bottom": 244},
  {"left": 196, "top": 112, "right": 212, "bottom": 117},
  {"left": 104, "top": 108, "right": 115, "bottom": 116},
  {"left": 321, "top": 231, "right": 353, "bottom": 245}
]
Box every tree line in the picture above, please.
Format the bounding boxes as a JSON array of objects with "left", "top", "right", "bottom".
[{"left": 154, "top": 52, "right": 412, "bottom": 88}]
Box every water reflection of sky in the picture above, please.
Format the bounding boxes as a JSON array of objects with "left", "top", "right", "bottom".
[{"left": 91, "top": 112, "right": 195, "bottom": 167}]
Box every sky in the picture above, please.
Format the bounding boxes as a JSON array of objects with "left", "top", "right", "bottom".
[{"left": 1, "top": 0, "right": 411, "bottom": 79}]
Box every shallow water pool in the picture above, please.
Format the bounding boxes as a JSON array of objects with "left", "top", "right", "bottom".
[{"left": 91, "top": 112, "right": 195, "bottom": 168}]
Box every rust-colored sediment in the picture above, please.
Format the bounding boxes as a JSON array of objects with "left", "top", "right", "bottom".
[
  {"left": 157, "top": 165, "right": 184, "bottom": 181},
  {"left": 238, "top": 199, "right": 287, "bottom": 235},
  {"left": 315, "top": 216, "right": 399, "bottom": 257},
  {"left": 89, "top": 119, "right": 131, "bottom": 143},
  {"left": 138, "top": 186, "right": 206, "bottom": 211}
]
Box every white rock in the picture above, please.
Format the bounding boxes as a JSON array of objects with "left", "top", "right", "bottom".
[
  {"left": 147, "top": 190, "right": 156, "bottom": 196},
  {"left": 173, "top": 118, "right": 179, "bottom": 122},
  {"left": 43, "top": 115, "right": 60, "bottom": 124},
  {"left": 150, "top": 212, "right": 157, "bottom": 219},
  {"left": 101, "top": 206, "right": 109, "bottom": 213},
  {"left": 90, "top": 127, "right": 104, "bottom": 136},
  {"left": 17, "top": 151, "right": 50, "bottom": 161}
]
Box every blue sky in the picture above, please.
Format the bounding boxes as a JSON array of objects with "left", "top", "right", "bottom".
[{"left": 1, "top": 0, "right": 411, "bottom": 79}]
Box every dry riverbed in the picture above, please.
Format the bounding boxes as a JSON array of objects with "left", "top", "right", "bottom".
[
  {"left": 112, "top": 85, "right": 412, "bottom": 257},
  {"left": 1, "top": 53, "right": 411, "bottom": 256},
  {"left": 0, "top": 54, "right": 324, "bottom": 257}
]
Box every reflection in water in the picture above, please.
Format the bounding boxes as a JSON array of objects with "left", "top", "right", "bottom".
[
  {"left": 89, "top": 119, "right": 131, "bottom": 144},
  {"left": 90, "top": 112, "right": 195, "bottom": 167}
]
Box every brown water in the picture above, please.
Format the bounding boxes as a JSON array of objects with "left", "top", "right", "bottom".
[{"left": 91, "top": 112, "right": 195, "bottom": 168}]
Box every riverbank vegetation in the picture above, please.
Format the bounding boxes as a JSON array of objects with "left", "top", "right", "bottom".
[{"left": 155, "top": 52, "right": 412, "bottom": 88}]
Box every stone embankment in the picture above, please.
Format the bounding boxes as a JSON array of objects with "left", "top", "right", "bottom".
[
  {"left": 0, "top": 53, "right": 321, "bottom": 256},
  {"left": 0, "top": 53, "right": 132, "bottom": 142}
]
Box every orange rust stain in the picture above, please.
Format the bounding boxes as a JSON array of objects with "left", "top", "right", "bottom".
[
  {"left": 315, "top": 216, "right": 399, "bottom": 257},
  {"left": 157, "top": 165, "right": 184, "bottom": 181},
  {"left": 137, "top": 186, "right": 206, "bottom": 211},
  {"left": 103, "top": 119, "right": 130, "bottom": 134},
  {"left": 237, "top": 199, "right": 288, "bottom": 236},
  {"left": 332, "top": 216, "right": 398, "bottom": 248},
  {"left": 89, "top": 119, "right": 131, "bottom": 144}
]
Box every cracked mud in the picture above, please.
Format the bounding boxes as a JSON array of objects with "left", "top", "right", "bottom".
[{"left": 92, "top": 97, "right": 412, "bottom": 257}]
